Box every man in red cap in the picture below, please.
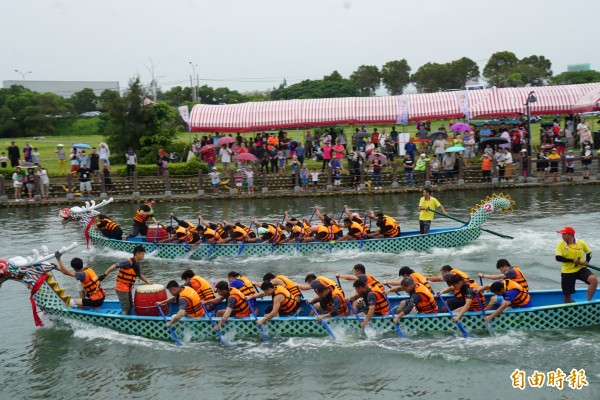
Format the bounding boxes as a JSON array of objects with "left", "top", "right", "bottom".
[{"left": 555, "top": 226, "right": 596, "bottom": 303}]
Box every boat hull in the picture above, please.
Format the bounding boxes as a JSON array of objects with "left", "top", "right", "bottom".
[
  {"left": 34, "top": 277, "right": 600, "bottom": 342},
  {"left": 89, "top": 226, "right": 481, "bottom": 259}
]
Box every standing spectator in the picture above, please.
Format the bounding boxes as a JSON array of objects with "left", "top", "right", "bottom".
[
  {"left": 554, "top": 131, "right": 566, "bottom": 156},
  {"left": 404, "top": 139, "right": 417, "bottom": 161},
  {"left": 429, "top": 157, "right": 441, "bottom": 186},
  {"left": 565, "top": 121, "right": 575, "bottom": 148},
  {"left": 245, "top": 167, "right": 254, "bottom": 194},
  {"left": 337, "top": 130, "right": 347, "bottom": 153},
  {"left": 295, "top": 143, "right": 305, "bottom": 166},
  {"left": 332, "top": 167, "right": 341, "bottom": 190},
  {"left": 565, "top": 150, "right": 575, "bottom": 181},
  {"left": 310, "top": 170, "right": 320, "bottom": 192},
  {"left": 379, "top": 128, "right": 389, "bottom": 148},
  {"left": 25, "top": 167, "right": 36, "bottom": 201},
  {"left": 304, "top": 131, "right": 313, "bottom": 160},
  {"left": 383, "top": 140, "right": 395, "bottom": 163},
  {"left": 78, "top": 150, "right": 90, "bottom": 169},
  {"left": 12, "top": 166, "right": 24, "bottom": 201},
  {"left": 204, "top": 148, "right": 216, "bottom": 171},
  {"left": 371, "top": 153, "right": 383, "bottom": 189},
  {"left": 76, "top": 164, "right": 92, "bottom": 199},
  {"left": 519, "top": 149, "right": 529, "bottom": 178},
  {"left": 157, "top": 149, "right": 167, "bottom": 176},
  {"left": 219, "top": 144, "right": 233, "bottom": 171},
  {"left": 90, "top": 147, "right": 100, "bottom": 182},
  {"left": 69, "top": 148, "right": 79, "bottom": 173},
  {"left": 32, "top": 147, "right": 40, "bottom": 166},
  {"left": 258, "top": 143, "right": 270, "bottom": 173},
  {"left": 268, "top": 145, "right": 279, "bottom": 174},
  {"left": 463, "top": 132, "right": 475, "bottom": 167},
  {"left": 371, "top": 128, "right": 380, "bottom": 148},
  {"left": 511, "top": 128, "right": 522, "bottom": 154},
  {"left": 404, "top": 153, "right": 415, "bottom": 187},
  {"left": 23, "top": 142, "right": 33, "bottom": 163},
  {"left": 442, "top": 152, "right": 454, "bottom": 184},
  {"left": 125, "top": 147, "right": 137, "bottom": 180},
  {"left": 581, "top": 145, "right": 593, "bottom": 180},
  {"left": 277, "top": 150, "right": 286, "bottom": 174},
  {"left": 416, "top": 124, "right": 428, "bottom": 153},
  {"left": 209, "top": 167, "right": 220, "bottom": 194},
  {"left": 321, "top": 141, "right": 332, "bottom": 172},
  {"left": 279, "top": 132, "right": 291, "bottom": 162},
  {"left": 390, "top": 126, "right": 399, "bottom": 153},
  {"left": 36, "top": 165, "right": 50, "bottom": 200},
  {"left": 8, "top": 141, "right": 20, "bottom": 167},
  {"left": 234, "top": 169, "right": 244, "bottom": 193},
  {"left": 102, "top": 162, "right": 113, "bottom": 195},
  {"left": 433, "top": 134, "right": 446, "bottom": 161},
  {"left": 502, "top": 148, "right": 513, "bottom": 183},
  {"left": 98, "top": 142, "right": 110, "bottom": 167},
  {"left": 479, "top": 123, "right": 491, "bottom": 152},
  {"left": 0, "top": 152, "right": 7, "bottom": 168},
  {"left": 548, "top": 149, "right": 560, "bottom": 183},
  {"left": 300, "top": 164, "right": 309, "bottom": 192},
  {"left": 481, "top": 153, "right": 492, "bottom": 183},
  {"left": 56, "top": 144, "right": 66, "bottom": 175},
  {"left": 536, "top": 150, "right": 549, "bottom": 182},
  {"left": 347, "top": 151, "right": 360, "bottom": 189}
]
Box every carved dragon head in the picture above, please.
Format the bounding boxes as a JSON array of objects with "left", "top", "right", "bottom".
[{"left": 59, "top": 198, "right": 114, "bottom": 226}]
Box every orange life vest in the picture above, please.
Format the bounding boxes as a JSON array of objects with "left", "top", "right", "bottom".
[
  {"left": 228, "top": 287, "right": 251, "bottom": 317},
  {"left": 349, "top": 221, "right": 363, "bottom": 238},
  {"left": 460, "top": 281, "right": 486, "bottom": 311},
  {"left": 115, "top": 258, "right": 139, "bottom": 292},
  {"left": 266, "top": 224, "right": 284, "bottom": 243},
  {"left": 81, "top": 268, "right": 106, "bottom": 301},
  {"left": 275, "top": 274, "right": 302, "bottom": 298},
  {"left": 273, "top": 286, "right": 298, "bottom": 314},
  {"left": 133, "top": 208, "right": 150, "bottom": 224},
  {"left": 316, "top": 276, "right": 341, "bottom": 292},
  {"left": 175, "top": 226, "right": 194, "bottom": 243},
  {"left": 381, "top": 215, "right": 399, "bottom": 237},
  {"left": 410, "top": 272, "right": 433, "bottom": 293},
  {"left": 508, "top": 266, "right": 529, "bottom": 292},
  {"left": 501, "top": 279, "right": 530, "bottom": 307},
  {"left": 316, "top": 225, "right": 334, "bottom": 242},
  {"left": 413, "top": 283, "right": 438, "bottom": 314},
  {"left": 99, "top": 217, "right": 120, "bottom": 232},
  {"left": 178, "top": 285, "right": 204, "bottom": 318},
  {"left": 301, "top": 222, "right": 312, "bottom": 238},
  {"left": 364, "top": 274, "right": 385, "bottom": 292},
  {"left": 369, "top": 288, "right": 389, "bottom": 316},
  {"left": 238, "top": 276, "right": 256, "bottom": 297},
  {"left": 189, "top": 275, "right": 215, "bottom": 300},
  {"left": 203, "top": 228, "right": 221, "bottom": 242},
  {"left": 231, "top": 226, "right": 249, "bottom": 241},
  {"left": 322, "top": 288, "right": 348, "bottom": 316}
]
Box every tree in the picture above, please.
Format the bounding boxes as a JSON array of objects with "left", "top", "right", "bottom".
[
  {"left": 483, "top": 51, "right": 520, "bottom": 87},
  {"left": 517, "top": 55, "right": 552, "bottom": 86},
  {"left": 270, "top": 72, "right": 359, "bottom": 100},
  {"left": 104, "top": 77, "right": 178, "bottom": 161},
  {"left": 160, "top": 86, "right": 193, "bottom": 106},
  {"left": 411, "top": 62, "right": 451, "bottom": 93},
  {"left": 381, "top": 59, "right": 411, "bottom": 95},
  {"left": 98, "top": 89, "right": 120, "bottom": 111},
  {"left": 350, "top": 65, "right": 381, "bottom": 96},
  {"left": 69, "top": 88, "right": 97, "bottom": 114},
  {"left": 448, "top": 57, "right": 480, "bottom": 89},
  {"left": 551, "top": 70, "right": 600, "bottom": 85}
]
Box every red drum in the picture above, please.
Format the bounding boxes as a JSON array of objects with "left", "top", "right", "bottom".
[
  {"left": 147, "top": 225, "right": 168, "bottom": 241},
  {"left": 134, "top": 284, "right": 168, "bottom": 316}
]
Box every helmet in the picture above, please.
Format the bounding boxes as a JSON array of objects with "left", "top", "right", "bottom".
[{"left": 59, "top": 208, "right": 71, "bottom": 219}]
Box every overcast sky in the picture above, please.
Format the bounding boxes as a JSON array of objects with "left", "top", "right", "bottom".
[{"left": 3, "top": 0, "right": 599, "bottom": 95}]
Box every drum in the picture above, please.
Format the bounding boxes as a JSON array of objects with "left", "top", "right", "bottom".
[
  {"left": 134, "top": 284, "right": 168, "bottom": 316},
  {"left": 147, "top": 224, "right": 168, "bottom": 241}
]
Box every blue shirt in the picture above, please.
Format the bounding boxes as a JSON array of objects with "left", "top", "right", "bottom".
[
  {"left": 504, "top": 289, "right": 531, "bottom": 308},
  {"left": 404, "top": 142, "right": 417, "bottom": 157},
  {"left": 480, "top": 128, "right": 491, "bottom": 142}
]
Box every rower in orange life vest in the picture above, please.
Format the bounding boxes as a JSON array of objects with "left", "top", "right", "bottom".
[
  {"left": 254, "top": 272, "right": 302, "bottom": 303},
  {"left": 247, "top": 219, "right": 286, "bottom": 243},
  {"left": 249, "top": 281, "right": 299, "bottom": 326},
  {"left": 282, "top": 211, "right": 313, "bottom": 243},
  {"left": 187, "top": 224, "right": 228, "bottom": 250},
  {"left": 390, "top": 277, "right": 438, "bottom": 323},
  {"left": 95, "top": 214, "right": 123, "bottom": 240},
  {"left": 220, "top": 221, "right": 256, "bottom": 243},
  {"left": 350, "top": 280, "right": 389, "bottom": 329},
  {"left": 314, "top": 206, "right": 343, "bottom": 239},
  {"left": 226, "top": 271, "right": 258, "bottom": 312},
  {"left": 54, "top": 252, "right": 106, "bottom": 310},
  {"left": 425, "top": 264, "right": 470, "bottom": 284},
  {"left": 337, "top": 263, "right": 386, "bottom": 292},
  {"left": 307, "top": 283, "right": 348, "bottom": 319},
  {"left": 343, "top": 205, "right": 370, "bottom": 235},
  {"left": 160, "top": 225, "right": 197, "bottom": 244},
  {"left": 157, "top": 280, "right": 204, "bottom": 327},
  {"left": 297, "top": 273, "right": 342, "bottom": 299},
  {"left": 126, "top": 198, "right": 158, "bottom": 240},
  {"left": 336, "top": 217, "right": 365, "bottom": 242},
  {"left": 384, "top": 266, "right": 433, "bottom": 294},
  {"left": 365, "top": 211, "right": 400, "bottom": 238},
  {"left": 180, "top": 269, "right": 216, "bottom": 302},
  {"left": 98, "top": 245, "right": 153, "bottom": 315},
  {"left": 202, "top": 281, "right": 251, "bottom": 331},
  {"left": 438, "top": 274, "right": 486, "bottom": 321},
  {"left": 197, "top": 215, "right": 229, "bottom": 242},
  {"left": 478, "top": 258, "right": 529, "bottom": 309},
  {"left": 477, "top": 279, "right": 531, "bottom": 322}
]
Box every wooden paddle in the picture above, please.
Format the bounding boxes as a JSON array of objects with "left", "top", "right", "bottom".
[{"left": 428, "top": 208, "right": 513, "bottom": 239}]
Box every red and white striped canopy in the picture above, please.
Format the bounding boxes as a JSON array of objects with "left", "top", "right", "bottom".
[{"left": 189, "top": 83, "right": 600, "bottom": 132}]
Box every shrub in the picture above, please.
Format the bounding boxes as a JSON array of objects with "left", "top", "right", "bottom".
[{"left": 111, "top": 157, "right": 207, "bottom": 176}]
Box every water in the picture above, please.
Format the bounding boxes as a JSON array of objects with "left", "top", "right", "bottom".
[{"left": 1, "top": 187, "right": 599, "bottom": 399}]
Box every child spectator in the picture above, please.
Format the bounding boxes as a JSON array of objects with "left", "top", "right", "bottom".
[
  {"left": 32, "top": 148, "right": 40, "bottom": 166},
  {"left": 0, "top": 152, "right": 7, "bottom": 168},
  {"left": 310, "top": 170, "right": 320, "bottom": 192},
  {"left": 333, "top": 167, "right": 341, "bottom": 190},
  {"left": 235, "top": 169, "right": 244, "bottom": 193},
  {"left": 481, "top": 153, "right": 492, "bottom": 183},
  {"left": 300, "top": 164, "right": 309, "bottom": 192},
  {"left": 245, "top": 167, "right": 254, "bottom": 194},
  {"left": 209, "top": 167, "right": 220, "bottom": 194},
  {"left": 12, "top": 166, "right": 24, "bottom": 201},
  {"left": 278, "top": 150, "right": 286, "bottom": 174},
  {"left": 519, "top": 149, "right": 529, "bottom": 178},
  {"left": 565, "top": 149, "right": 575, "bottom": 181},
  {"left": 36, "top": 165, "right": 50, "bottom": 200},
  {"left": 25, "top": 167, "right": 36, "bottom": 201}
]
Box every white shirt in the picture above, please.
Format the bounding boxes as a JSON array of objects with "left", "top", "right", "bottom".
[
  {"left": 219, "top": 147, "right": 232, "bottom": 163},
  {"left": 310, "top": 172, "right": 320, "bottom": 182},
  {"left": 36, "top": 169, "right": 49, "bottom": 184},
  {"left": 209, "top": 171, "right": 220, "bottom": 184}
]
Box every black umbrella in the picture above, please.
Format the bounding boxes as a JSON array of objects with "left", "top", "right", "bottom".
[
  {"left": 354, "top": 132, "right": 371, "bottom": 139},
  {"left": 429, "top": 131, "right": 448, "bottom": 141},
  {"left": 482, "top": 137, "right": 509, "bottom": 144}
]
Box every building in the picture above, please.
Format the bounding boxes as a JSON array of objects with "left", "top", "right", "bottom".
[{"left": 1, "top": 80, "right": 120, "bottom": 97}]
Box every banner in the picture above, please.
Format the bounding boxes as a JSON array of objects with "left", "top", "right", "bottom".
[
  {"left": 178, "top": 105, "right": 190, "bottom": 124},
  {"left": 396, "top": 97, "right": 409, "bottom": 125},
  {"left": 455, "top": 91, "right": 471, "bottom": 121}
]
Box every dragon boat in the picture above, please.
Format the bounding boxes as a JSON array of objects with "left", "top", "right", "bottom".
[
  {"left": 1, "top": 244, "right": 600, "bottom": 343},
  {"left": 61, "top": 194, "right": 515, "bottom": 260}
]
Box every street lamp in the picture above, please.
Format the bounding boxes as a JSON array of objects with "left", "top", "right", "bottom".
[
  {"left": 189, "top": 62, "right": 198, "bottom": 102},
  {"left": 525, "top": 90, "right": 537, "bottom": 156},
  {"left": 14, "top": 69, "right": 32, "bottom": 80}
]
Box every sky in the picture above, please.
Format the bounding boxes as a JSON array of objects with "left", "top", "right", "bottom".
[{"left": 2, "top": 0, "right": 599, "bottom": 95}]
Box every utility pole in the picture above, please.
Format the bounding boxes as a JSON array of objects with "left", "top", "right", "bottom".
[
  {"left": 189, "top": 62, "right": 198, "bottom": 102},
  {"left": 145, "top": 57, "right": 163, "bottom": 102}
]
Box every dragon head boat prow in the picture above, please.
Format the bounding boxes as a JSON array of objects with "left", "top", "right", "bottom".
[
  {"left": 59, "top": 198, "right": 114, "bottom": 225},
  {"left": 466, "top": 193, "right": 515, "bottom": 229}
]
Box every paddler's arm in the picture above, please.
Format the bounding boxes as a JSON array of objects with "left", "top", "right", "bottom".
[
  {"left": 297, "top": 284, "right": 311, "bottom": 291},
  {"left": 485, "top": 300, "right": 511, "bottom": 322},
  {"left": 452, "top": 298, "right": 473, "bottom": 322},
  {"left": 336, "top": 273, "right": 357, "bottom": 281},
  {"left": 361, "top": 302, "right": 376, "bottom": 329},
  {"left": 478, "top": 273, "right": 503, "bottom": 280},
  {"left": 138, "top": 273, "right": 152, "bottom": 285},
  {"left": 157, "top": 296, "right": 177, "bottom": 307},
  {"left": 258, "top": 295, "right": 282, "bottom": 325},
  {"left": 474, "top": 284, "right": 491, "bottom": 292},
  {"left": 314, "top": 206, "right": 325, "bottom": 223},
  {"left": 247, "top": 292, "right": 268, "bottom": 300},
  {"left": 343, "top": 205, "right": 352, "bottom": 218},
  {"left": 165, "top": 309, "right": 185, "bottom": 328},
  {"left": 385, "top": 285, "right": 402, "bottom": 295},
  {"left": 216, "top": 305, "right": 234, "bottom": 329},
  {"left": 425, "top": 275, "right": 444, "bottom": 282},
  {"left": 202, "top": 295, "right": 225, "bottom": 306},
  {"left": 438, "top": 287, "right": 452, "bottom": 295},
  {"left": 197, "top": 215, "right": 211, "bottom": 228},
  {"left": 383, "top": 280, "right": 402, "bottom": 287},
  {"left": 99, "top": 263, "right": 118, "bottom": 281},
  {"left": 54, "top": 252, "right": 75, "bottom": 277}
]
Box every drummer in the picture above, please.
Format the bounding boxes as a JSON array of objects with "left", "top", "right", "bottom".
[
  {"left": 98, "top": 245, "right": 153, "bottom": 315},
  {"left": 126, "top": 198, "right": 158, "bottom": 240},
  {"left": 157, "top": 280, "right": 204, "bottom": 327}
]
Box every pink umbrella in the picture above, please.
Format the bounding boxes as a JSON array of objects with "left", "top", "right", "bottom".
[
  {"left": 368, "top": 152, "right": 388, "bottom": 165},
  {"left": 199, "top": 144, "right": 217, "bottom": 154},
  {"left": 236, "top": 153, "right": 258, "bottom": 162},
  {"left": 451, "top": 123, "right": 471, "bottom": 133},
  {"left": 217, "top": 136, "right": 236, "bottom": 146}
]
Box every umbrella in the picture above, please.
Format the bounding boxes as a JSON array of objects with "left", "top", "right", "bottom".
[
  {"left": 217, "top": 136, "right": 235, "bottom": 146},
  {"left": 451, "top": 123, "right": 471, "bottom": 133},
  {"left": 354, "top": 132, "right": 371, "bottom": 139},
  {"left": 199, "top": 144, "right": 217, "bottom": 154},
  {"left": 445, "top": 146, "right": 465, "bottom": 153},
  {"left": 429, "top": 131, "right": 448, "bottom": 141},
  {"left": 236, "top": 153, "right": 258, "bottom": 162},
  {"left": 368, "top": 152, "right": 388, "bottom": 165},
  {"left": 72, "top": 143, "right": 91, "bottom": 149},
  {"left": 482, "top": 137, "right": 509, "bottom": 144}
]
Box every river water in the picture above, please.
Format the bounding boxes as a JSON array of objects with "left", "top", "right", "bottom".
[{"left": 1, "top": 187, "right": 599, "bottom": 400}]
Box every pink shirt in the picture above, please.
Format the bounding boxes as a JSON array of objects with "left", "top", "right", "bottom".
[{"left": 322, "top": 145, "right": 332, "bottom": 160}]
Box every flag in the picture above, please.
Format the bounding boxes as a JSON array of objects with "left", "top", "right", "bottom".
[
  {"left": 396, "top": 97, "right": 409, "bottom": 125},
  {"left": 178, "top": 105, "right": 190, "bottom": 124},
  {"left": 455, "top": 91, "right": 470, "bottom": 121}
]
